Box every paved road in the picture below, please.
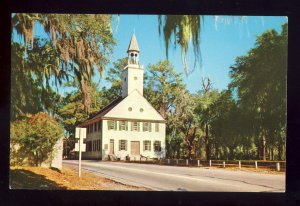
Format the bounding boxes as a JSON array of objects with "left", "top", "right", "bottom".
[{"left": 63, "top": 160, "right": 285, "bottom": 192}]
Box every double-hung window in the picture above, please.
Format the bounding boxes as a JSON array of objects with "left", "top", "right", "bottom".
[
  {"left": 143, "top": 122, "right": 152, "bottom": 132},
  {"left": 119, "top": 121, "right": 128, "bottom": 131},
  {"left": 108, "top": 120, "right": 117, "bottom": 130},
  {"left": 131, "top": 122, "right": 140, "bottom": 131},
  {"left": 154, "top": 141, "right": 161, "bottom": 152},
  {"left": 143, "top": 140, "right": 151, "bottom": 151},
  {"left": 119, "top": 140, "right": 127, "bottom": 151},
  {"left": 155, "top": 123, "right": 159, "bottom": 132}
]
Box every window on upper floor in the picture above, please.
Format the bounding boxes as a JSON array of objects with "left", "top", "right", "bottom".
[
  {"left": 94, "top": 122, "right": 97, "bottom": 132},
  {"left": 155, "top": 123, "right": 159, "bottom": 132},
  {"left": 119, "top": 121, "right": 128, "bottom": 131},
  {"left": 90, "top": 124, "right": 94, "bottom": 133},
  {"left": 131, "top": 121, "right": 140, "bottom": 131},
  {"left": 107, "top": 120, "right": 117, "bottom": 130},
  {"left": 98, "top": 121, "right": 102, "bottom": 131},
  {"left": 143, "top": 122, "right": 151, "bottom": 132}
]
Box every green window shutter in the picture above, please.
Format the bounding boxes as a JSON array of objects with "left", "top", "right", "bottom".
[
  {"left": 131, "top": 122, "right": 133, "bottom": 131},
  {"left": 149, "top": 123, "right": 152, "bottom": 132},
  {"left": 137, "top": 122, "right": 140, "bottom": 131},
  {"left": 107, "top": 121, "right": 111, "bottom": 130},
  {"left": 125, "top": 140, "right": 128, "bottom": 151},
  {"left": 126, "top": 121, "right": 128, "bottom": 131},
  {"left": 149, "top": 141, "right": 151, "bottom": 151},
  {"left": 119, "top": 140, "right": 121, "bottom": 151},
  {"left": 114, "top": 121, "right": 117, "bottom": 130},
  {"left": 119, "top": 121, "right": 121, "bottom": 130},
  {"left": 159, "top": 141, "right": 161, "bottom": 151},
  {"left": 143, "top": 141, "right": 145, "bottom": 151}
]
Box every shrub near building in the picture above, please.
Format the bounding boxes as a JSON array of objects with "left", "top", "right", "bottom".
[{"left": 10, "top": 112, "right": 64, "bottom": 167}]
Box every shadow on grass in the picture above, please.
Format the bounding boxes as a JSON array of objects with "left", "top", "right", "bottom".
[{"left": 10, "top": 169, "right": 67, "bottom": 190}]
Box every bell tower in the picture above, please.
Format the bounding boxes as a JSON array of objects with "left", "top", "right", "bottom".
[{"left": 122, "top": 33, "right": 144, "bottom": 97}]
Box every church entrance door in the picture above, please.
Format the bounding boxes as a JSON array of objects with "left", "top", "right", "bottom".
[{"left": 130, "top": 141, "right": 140, "bottom": 156}]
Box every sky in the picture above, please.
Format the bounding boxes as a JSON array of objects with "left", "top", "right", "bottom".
[
  {"left": 12, "top": 15, "right": 288, "bottom": 95},
  {"left": 103, "top": 15, "right": 287, "bottom": 94}
]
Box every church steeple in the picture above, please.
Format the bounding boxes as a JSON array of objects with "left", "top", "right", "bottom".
[
  {"left": 127, "top": 33, "right": 140, "bottom": 65},
  {"left": 122, "top": 33, "right": 144, "bottom": 98}
]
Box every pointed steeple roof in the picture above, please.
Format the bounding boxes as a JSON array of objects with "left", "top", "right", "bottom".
[{"left": 127, "top": 33, "right": 140, "bottom": 53}]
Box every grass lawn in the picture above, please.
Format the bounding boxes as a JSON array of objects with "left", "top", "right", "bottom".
[{"left": 10, "top": 166, "right": 150, "bottom": 190}]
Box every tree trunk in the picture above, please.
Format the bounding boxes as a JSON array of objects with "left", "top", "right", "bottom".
[
  {"left": 187, "top": 144, "right": 192, "bottom": 160},
  {"left": 177, "top": 145, "right": 180, "bottom": 159},
  {"left": 271, "top": 147, "right": 274, "bottom": 161},
  {"left": 205, "top": 124, "right": 210, "bottom": 160},
  {"left": 229, "top": 147, "right": 234, "bottom": 160},
  {"left": 261, "top": 135, "right": 266, "bottom": 161},
  {"left": 215, "top": 142, "right": 219, "bottom": 159},
  {"left": 278, "top": 136, "right": 283, "bottom": 161}
]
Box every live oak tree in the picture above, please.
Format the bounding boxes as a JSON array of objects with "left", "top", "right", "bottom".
[
  {"left": 11, "top": 42, "right": 61, "bottom": 121},
  {"left": 12, "top": 14, "right": 115, "bottom": 113},
  {"left": 145, "top": 60, "right": 202, "bottom": 159},
  {"left": 58, "top": 81, "right": 102, "bottom": 155},
  {"left": 195, "top": 78, "right": 220, "bottom": 160},
  {"left": 158, "top": 15, "right": 245, "bottom": 74},
  {"left": 171, "top": 90, "right": 199, "bottom": 159},
  {"left": 229, "top": 23, "right": 287, "bottom": 160},
  {"left": 10, "top": 113, "right": 64, "bottom": 166},
  {"left": 145, "top": 60, "right": 185, "bottom": 119},
  {"left": 158, "top": 15, "right": 201, "bottom": 74}
]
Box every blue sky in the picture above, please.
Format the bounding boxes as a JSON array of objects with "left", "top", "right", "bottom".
[
  {"left": 104, "top": 15, "right": 287, "bottom": 94},
  {"left": 12, "top": 15, "right": 288, "bottom": 95}
]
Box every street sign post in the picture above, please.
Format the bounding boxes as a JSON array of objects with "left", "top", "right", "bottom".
[{"left": 75, "top": 127, "right": 86, "bottom": 177}]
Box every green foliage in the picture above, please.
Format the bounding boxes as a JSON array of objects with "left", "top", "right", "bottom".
[
  {"left": 158, "top": 15, "right": 201, "bottom": 73},
  {"left": 58, "top": 81, "right": 101, "bottom": 136},
  {"left": 10, "top": 112, "right": 64, "bottom": 166},
  {"left": 145, "top": 60, "right": 185, "bottom": 119},
  {"left": 11, "top": 14, "right": 115, "bottom": 113},
  {"left": 11, "top": 42, "right": 61, "bottom": 121},
  {"left": 229, "top": 23, "right": 287, "bottom": 160},
  {"left": 100, "top": 57, "right": 128, "bottom": 104}
]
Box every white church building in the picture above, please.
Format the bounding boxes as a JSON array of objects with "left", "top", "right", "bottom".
[{"left": 79, "top": 33, "right": 166, "bottom": 161}]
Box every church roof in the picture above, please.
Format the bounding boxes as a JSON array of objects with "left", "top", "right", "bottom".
[
  {"left": 78, "top": 97, "right": 125, "bottom": 126},
  {"left": 127, "top": 33, "right": 140, "bottom": 53}
]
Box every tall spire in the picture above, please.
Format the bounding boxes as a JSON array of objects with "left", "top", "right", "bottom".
[{"left": 127, "top": 33, "right": 140, "bottom": 53}]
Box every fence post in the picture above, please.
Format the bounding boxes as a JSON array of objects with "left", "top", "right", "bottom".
[
  {"left": 255, "top": 161, "right": 258, "bottom": 169},
  {"left": 276, "top": 162, "right": 280, "bottom": 171},
  {"left": 209, "top": 160, "right": 212, "bottom": 167},
  {"left": 177, "top": 159, "right": 178, "bottom": 165},
  {"left": 134, "top": 157, "right": 136, "bottom": 162},
  {"left": 186, "top": 159, "right": 188, "bottom": 166},
  {"left": 223, "top": 161, "right": 226, "bottom": 168},
  {"left": 168, "top": 159, "right": 170, "bottom": 164},
  {"left": 198, "top": 159, "right": 200, "bottom": 167},
  {"left": 239, "top": 161, "right": 241, "bottom": 169}
]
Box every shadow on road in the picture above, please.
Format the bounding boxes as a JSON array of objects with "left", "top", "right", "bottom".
[{"left": 10, "top": 169, "right": 67, "bottom": 190}]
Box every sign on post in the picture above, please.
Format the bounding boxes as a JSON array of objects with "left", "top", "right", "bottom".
[
  {"left": 75, "top": 140, "right": 86, "bottom": 152},
  {"left": 75, "top": 127, "right": 86, "bottom": 177}
]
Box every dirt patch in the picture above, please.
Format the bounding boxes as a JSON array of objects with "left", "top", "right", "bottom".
[
  {"left": 199, "top": 166, "right": 285, "bottom": 175},
  {"left": 10, "top": 166, "right": 150, "bottom": 190}
]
